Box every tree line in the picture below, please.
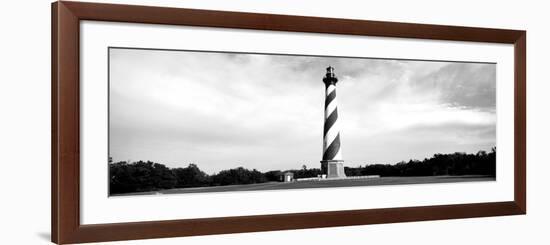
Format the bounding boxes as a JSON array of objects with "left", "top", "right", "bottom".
[
  {"left": 344, "top": 148, "right": 496, "bottom": 177},
  {"left": 109, "top": 148, "right": 495, "bottom": 195}
]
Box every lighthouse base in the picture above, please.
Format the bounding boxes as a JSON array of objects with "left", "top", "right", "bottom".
[{"left": 321, "top": 160, "right": 347, "bottom": 178}]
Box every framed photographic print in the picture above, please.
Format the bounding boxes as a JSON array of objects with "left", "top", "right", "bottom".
[{"left": 51, "top": 1, "right": 526, "bottom": 244}]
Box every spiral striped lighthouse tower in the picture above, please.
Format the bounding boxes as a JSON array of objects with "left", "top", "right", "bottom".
[{"left": 321, "top": 66, "right": 347, "bottom": 178}]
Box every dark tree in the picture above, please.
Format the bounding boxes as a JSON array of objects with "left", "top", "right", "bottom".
[
  {"left": 264, "top": 170, "right": 283, "bottom": 182},
  {"left": 172, "top": 164, "right": 210, "bottom": 188},
  {"left": 109, "top": 160, "right": 176, "bottom": 194},
  {"left": 211, "top": 167, "right": 267, "bottom": 186}
]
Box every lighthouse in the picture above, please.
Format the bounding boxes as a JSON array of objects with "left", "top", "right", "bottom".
[{"left": 321, "top": 66, "right": 347, "bottom": 178}]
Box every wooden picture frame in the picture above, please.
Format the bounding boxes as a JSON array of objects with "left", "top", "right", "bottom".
[{"left": 51, "top": 1, "right": 526, "bottom": 244}]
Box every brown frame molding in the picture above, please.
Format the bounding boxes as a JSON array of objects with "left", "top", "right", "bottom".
[{"left": 52, "top": 1, "right": 526, "bottom": 244}]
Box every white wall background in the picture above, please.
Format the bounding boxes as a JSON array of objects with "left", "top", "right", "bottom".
[{"left": 0, "top": 0, "right": 547, "bottom": 244}]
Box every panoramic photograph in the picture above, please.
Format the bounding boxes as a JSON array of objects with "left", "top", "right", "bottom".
[{"left": 108, "top": 47, "right": 496, "bottom": 196}]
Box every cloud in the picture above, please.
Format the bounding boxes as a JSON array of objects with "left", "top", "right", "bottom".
[{"left": 410, "top": 62, "right": 496, "bottom": 110}]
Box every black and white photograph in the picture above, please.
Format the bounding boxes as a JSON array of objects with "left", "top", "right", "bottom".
[
  {"left": 4, "top": 0, "right": 542, "bottom": 244},
  {"left": 108, "top": 48, "right": 497, "bottom": 196}
]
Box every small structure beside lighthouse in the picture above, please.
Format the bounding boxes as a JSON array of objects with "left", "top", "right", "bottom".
[{"left": 321, "top": 66, "right": 347, "bottom": 178}]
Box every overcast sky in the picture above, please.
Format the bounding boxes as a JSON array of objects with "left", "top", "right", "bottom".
[{"left": 109, "top": 48, "right": 496, "bottom": 174}]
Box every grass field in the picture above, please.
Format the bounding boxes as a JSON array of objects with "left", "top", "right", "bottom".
[{"left": 113, "top": 175, "right": 495, "bottom": 196}]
